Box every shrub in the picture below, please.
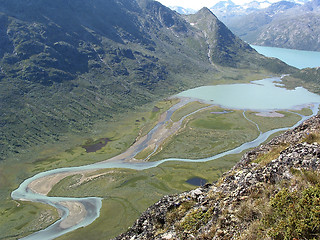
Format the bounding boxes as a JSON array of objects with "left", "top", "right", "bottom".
[{"left": 263, "top": 185, "right": 320, "bottom": 240}]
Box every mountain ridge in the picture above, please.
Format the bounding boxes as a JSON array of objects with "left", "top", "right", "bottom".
[{"left": 224, "top": 0, "right": 320, "bottom": 51}]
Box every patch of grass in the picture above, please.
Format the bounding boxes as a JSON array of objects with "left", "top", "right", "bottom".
[
  {"left": 192, "top": 118, "right": 233, "bottom": 130},
  {"left": 0, "top": 201, "right": 59, "bottom": 240},
  {"left": 171, "top": 101, "right": 209, "bottom": 122},
  {"left": 291, "top": 169, "right": 320, "bottom": 186},
  {"left": 246, "top": 110, "right": 301, "bottom": 133},
  {"left": 291, "top": 107, "right": 313, "bottom": 116},
  {"left": 254, "top": 143, "right": 290, "bottom": 166},
  {"left": 176, "top": 206, "right": 214, "bottom": 234},
  {"left": 166, "top": 201, "right": 196, "bottom": 225},
  {"left": 27, "top": 98, "right": 180, "bottom": 172},
  {"left": 149, "top": 109, "right": 260, "bottom": 160},
  {"left": 303, "top": 132, "right": 320, "bottom": 144},
  {"left": 134, "top": 145, "right": 156, "bottom": 160}
]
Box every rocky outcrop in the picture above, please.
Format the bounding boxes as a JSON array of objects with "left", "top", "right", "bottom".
[{"left": 115, "top": 115, "right": 320, "bottom": 239}]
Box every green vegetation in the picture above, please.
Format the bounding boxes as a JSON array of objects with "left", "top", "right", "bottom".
[
  {"left": 0, "top": 201, "right": 59, "bottom": 240},
  {"left": 27, "top": 98, "right": 179, "bottom": 172},
  {"left": 134, "top": 145, "right": 156, "bottom": 160},
  {"left": 291, "top": 68, "right": 320, "bottom": 94},
  {"left": 171, "top": 101, "right": 209, "bottom": 122},
  {"left": 177, "top": 208, "right": 212, "bottom": 234},
  {"left": 254, "top": 143, "right": 290, "bottom": 166},
  {"left": 149, "top": 109, "right": 259, "bottom": 160},
  {"left": 166, "top": 201, "right": 195, "bottom": 225},
  {"left": 291, "top": 107, "right": 313, "bottom": 116},
  {"left": 282, "top": 69, "right": 320, "bottom": 95},
  {"left": 237, "top": 170, "right": 320, "bottom": 240},
  {"left": 246, "top": 110, "right": 302, "bottom": 133},
  {"left": 0, "top": 98, "right": 179, "bottom": 240},
  {"left": 264, "top": 186, "right": 320, "bottom": 240},
  {"left": 303, "top": 132, "right": 320, "bottom": 144}
]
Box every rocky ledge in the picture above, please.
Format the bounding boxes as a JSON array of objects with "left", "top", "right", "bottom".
[{"left": 115, "top": 115, "right": 320, "bottom": 240}]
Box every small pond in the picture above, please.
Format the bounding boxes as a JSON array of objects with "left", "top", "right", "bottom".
[{"left": 186, "top": 177, "right": 208, "bottom": 186}]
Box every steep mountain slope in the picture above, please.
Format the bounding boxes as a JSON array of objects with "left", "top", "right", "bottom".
[
  {"left": 115, "top": 114, "right": 320, "bottom": 240},
  {"left": 253, "top": 12, "right": 320, "bottom": 50},
  {"left": 0, "top": 0, "right": 293, "bottom": 160},
  {"left": 183, "top": 8, "right": 291, "bottom": 69},
  {"left": 225, "top": 0, "right": 320, "bottom": 51}
]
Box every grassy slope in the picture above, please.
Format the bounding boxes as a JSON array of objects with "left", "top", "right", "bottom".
[{"left": 282, "top": 68, "right": 320, "bottom": 95}]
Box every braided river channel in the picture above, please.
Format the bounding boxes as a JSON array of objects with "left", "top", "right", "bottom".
[{"left": 12, "top": 77, "right": 320, "bottom": 239}]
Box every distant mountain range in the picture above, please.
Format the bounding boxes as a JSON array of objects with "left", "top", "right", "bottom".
[
  {"left": 0, "top": 0, "right": 290, "bottom": 160},
  {"left": 169, "top": 6, "right": 196, "bottom": 15},
  {"left": 226, "top": 0, "right": 320, "bottom": 51},
  {"left": 170, "top": 0, "right": 320, "bottom": 51},
  {"left": 170, "top": 0, "right": 310, "bottom": 17}
]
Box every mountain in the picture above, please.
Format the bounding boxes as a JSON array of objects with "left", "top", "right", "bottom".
[
  {"left": 169, "top": 6, "right": 196, "bottom": 14},
  {"left": 225, "top": 0, "right": 320, "bottom": 51},
  {"left": 283, "top": 67, "right": 320, "bottom": 94},
  {"left": 170, "top": 0, "right": 272, "bottom": 18},
  {"left": 0, "top": 0, "right": 293, "bottom": 161},
  {"left": 183, "top": 8, "right": 289, "bottom": 68},
  {"left": 209, "top": 0, "right": 272, "bottom": 22},
  {"left": 115, "top": 114, "right": 320, "bottom": 240}
]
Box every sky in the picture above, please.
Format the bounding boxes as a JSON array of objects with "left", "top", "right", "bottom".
[{"left": 157, "top": 0, "right": 279, "bottom": 10}]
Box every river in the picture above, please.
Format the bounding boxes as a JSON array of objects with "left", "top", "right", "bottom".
[{"left": 12, "top": 77, "right": 320, "bottom": 240}]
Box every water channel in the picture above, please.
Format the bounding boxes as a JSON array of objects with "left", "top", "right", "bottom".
[{"left": 12, "top": 77, "right": 320, "bottom": 239}]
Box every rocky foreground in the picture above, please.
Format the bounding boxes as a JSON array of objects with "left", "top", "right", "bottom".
[{"left": 115, "top": 114, "right": 320, "bottom": 240}]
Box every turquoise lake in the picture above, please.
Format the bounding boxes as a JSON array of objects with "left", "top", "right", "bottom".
[
  {"left": 252, "top": 45, "right": 320, "bottom": 69},
  {"left": 177, "top": 77, "right": 320, "bottom": 111}
]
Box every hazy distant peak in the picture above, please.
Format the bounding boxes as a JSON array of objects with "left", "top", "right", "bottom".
[
  {"left": 213, "top": 0, "right": 236, "bottom": 8},
  {"left": 169, "top": 6, "right": 196, "bottom": 14},
  {"left": 304, "top": 0, "right": 320, "bottom": 10},
  {"left": 196, "top": 7, "right": 216, "bottom": 17}
]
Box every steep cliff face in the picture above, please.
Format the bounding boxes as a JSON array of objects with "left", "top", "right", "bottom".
[{"left": 115, "top": 115, "right": 320, "bottom": 240}]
